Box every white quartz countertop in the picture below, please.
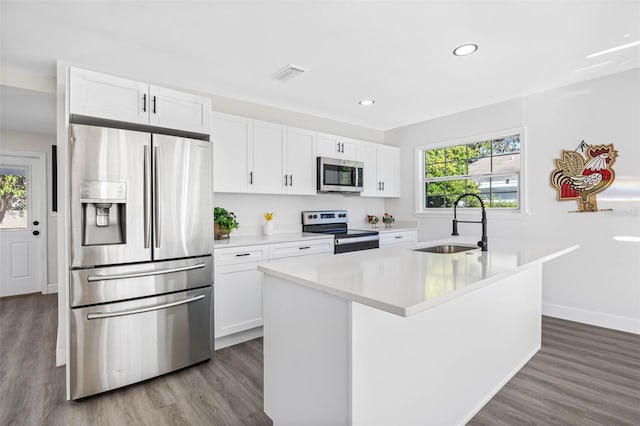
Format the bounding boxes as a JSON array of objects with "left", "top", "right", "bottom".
[
  {"left": 213, "top": 232, "right": 334, "bottom": 249},
  {"left": 258, "top": 237, "right": 579, "bottom": 317}
]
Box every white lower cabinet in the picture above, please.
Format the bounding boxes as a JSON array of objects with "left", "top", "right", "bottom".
[
  {"left": 379, "top": 230, "right": 418, "bottom": 247},
  {"left": 214, "top": 245, "right": 268, "bottom": 349},
  {"left": 269, "top": 238, "right": 334, "bottom": 260},
  {"left": 214, "top": 238, "right": 333, "bottom": 349}
]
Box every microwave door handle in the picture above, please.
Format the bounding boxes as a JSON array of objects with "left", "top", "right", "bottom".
[{"left": 153, "top": 146, "right": 160, "bottom": 248}]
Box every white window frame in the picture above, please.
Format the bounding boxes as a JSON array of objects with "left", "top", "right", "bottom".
[{"left": 414, "top": 127, "right": 528, "bottom": 218}]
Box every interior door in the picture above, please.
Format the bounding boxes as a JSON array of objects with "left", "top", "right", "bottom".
[
  {"left": 152, "top": 134, "right": 212, "bottom": 261},
  {"left": 0, "top": 155, "right": 44, "bottom": 296}
]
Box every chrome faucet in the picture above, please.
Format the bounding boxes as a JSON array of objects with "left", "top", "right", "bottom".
[{"left": 451, "top": 193, "right": 488, "bottom": 251}]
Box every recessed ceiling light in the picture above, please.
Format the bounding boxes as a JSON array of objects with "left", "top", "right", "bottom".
[
  {"left": 359, "top": 100, "right": 375, "bottom": 106},
  {"left": 453, "top": 44, "right": 478, "bottom": 56}
]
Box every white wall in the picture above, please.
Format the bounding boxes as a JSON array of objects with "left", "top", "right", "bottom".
[
  {"left": 384, "top": 69, "right": 640, "bottom": 334},
  {"left": 215, "top": 192, "right": 384, "bottom": 236},
  {"left": 0, "top": 129, "right": 58, "bottom": 291}
]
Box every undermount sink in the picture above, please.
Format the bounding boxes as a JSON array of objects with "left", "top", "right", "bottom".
[{"left": 414, "top": 244, "right": 477, "bottom": 254}]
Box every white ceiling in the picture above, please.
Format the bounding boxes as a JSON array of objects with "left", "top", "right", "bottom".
[{"left": 1, "top": 1, "right": 639, "bottom": 132}]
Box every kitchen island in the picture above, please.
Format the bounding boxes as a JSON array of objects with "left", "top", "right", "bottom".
[{"left": 257, "top": 238, "right": 579, "bottom": 425}]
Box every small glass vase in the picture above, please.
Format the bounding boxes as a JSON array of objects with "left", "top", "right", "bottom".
[{"left": 263, "top": 221, "right": 274, "bottom": 236}]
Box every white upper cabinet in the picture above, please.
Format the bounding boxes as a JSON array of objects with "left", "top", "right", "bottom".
[
  {"left": 285, "top": 127, "right": 316, "bottom": 195},
  {"left": 70, "top": 68, "right": 149, "bottom": 125},
  {"left": 212, "top": 112, "right": 250, "bottom": 193},
  {"left": 251, "top": 120, "right": 286, "bottom": 193},
  {"left": 148, "top": 85, "right": 211, "bottom": 134},
  {"left": 359, "top": 142, "right": 400, "bottom": 198},
  {"left": 213, "top": 115, "right": 317, "bottom": 195},
  {"left": 317, "top": 133, "right": 358, "bottom": 160},
  {"left": 69, "top": 67, "right": 211, "bottom": 135}
]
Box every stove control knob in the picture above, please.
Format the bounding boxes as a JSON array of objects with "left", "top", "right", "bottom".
[
  {"left": 308, "top": 215, "right": 313, "bottom": 219},
  {"left": 313, "top": 214, "right": 318, "bottom": 218}
]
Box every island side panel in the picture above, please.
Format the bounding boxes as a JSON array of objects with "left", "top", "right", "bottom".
[
  {"left": 350, "top": 265, "right": 543, "bottom": 426},
  {"left": 263, "top": 274, "right": 350, "bottom": 425}
]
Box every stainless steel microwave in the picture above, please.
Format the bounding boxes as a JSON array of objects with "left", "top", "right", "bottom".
[{"left": 317, "top": 157, "right": 364, "bottom": 193}]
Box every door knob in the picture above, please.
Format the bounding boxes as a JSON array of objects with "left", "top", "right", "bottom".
[
  {"left": 33, "top": 230, "right": 40, "bottom": 236},
  {"left": 33, "top": 220, "right": 39, "bottom": 226}
]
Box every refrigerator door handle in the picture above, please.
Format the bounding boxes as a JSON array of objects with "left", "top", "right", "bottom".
[
  {"left": 144, "top": 145, "right": 151, "bottom": 248},
  {"left": 153, "top": 146, "right": 161, "bottom": 248},
  {"left": 86, "top": 293, "right": 205, "bottom": 320},
  {"left": 86, "top": 262, "right": 207, "bottom": 282}
]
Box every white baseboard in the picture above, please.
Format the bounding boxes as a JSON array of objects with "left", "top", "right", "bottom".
[
  {"left": 543, "top": 303, "right": 640, "bottom": 335},
  {"left": 46, "top": 283, "right": 58, "bottom": 294},
  {"left": 214, "top": 327, "right": 263, "bottom": 351}
]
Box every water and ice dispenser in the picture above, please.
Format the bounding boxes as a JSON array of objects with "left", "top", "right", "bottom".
[{"left": 80, "top": 181, "right": 127, "bottom": 246}]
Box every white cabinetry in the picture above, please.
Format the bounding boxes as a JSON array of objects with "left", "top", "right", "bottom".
[
  {"left": 251, "top": 120, "right": 286, "bottom": 193},
  {"left": 284, "top": 127, "right": 316, "bottom": 195},
  {"left": 317, "top": 133, "right": 358, "bottom": 160},
  {"left": 359, "top": 142, "right": 400, "bottom": 197},
  {"left": 69, "top": 67, "right": 211, "bottom": 134},
  {"left": 213, "top": 237, "right": 333, "bottom": 349},
  {"left": 269, "top": 238, "right": 333, "bottom": 260},
  {"left": 214, "top": 245, "right": 268, "bottom": 347},
  {"left": 212, "top": 112, "right": 250, "bottom": 192},
  {"left": 379, "top": 230, "right": 418, "bottom": 247},
  {"left": 213, "top": 115, "right": 317, "bottom": 195}
]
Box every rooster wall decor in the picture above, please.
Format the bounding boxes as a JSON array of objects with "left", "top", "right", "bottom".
[{"left": 550, "top": 142, "right": 618, "bottom": 212}]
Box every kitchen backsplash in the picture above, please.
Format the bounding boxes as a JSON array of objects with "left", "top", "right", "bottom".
[{"left": 214, "top": 193, "right": 385, "bottom": 236}]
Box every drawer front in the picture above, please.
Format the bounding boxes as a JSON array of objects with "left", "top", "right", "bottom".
[
  {"left": 70, "top": 256, "right": 212, "bottom": 307},
  {"left": 268, "top": 238, "right": 334, "bottom": 260},
  {"left": 69, "top": 287, "right": 211, "bottom": 399},
  {"left": 214, "top": 245, "right": 268, "bottom": 266},
  {"left": 380, "top": 230, "right": 418, "bottom": 247}
]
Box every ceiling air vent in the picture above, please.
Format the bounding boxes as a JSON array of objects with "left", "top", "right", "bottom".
[{"left": 271, "top": 64, "right": 308, "bottom": 82}]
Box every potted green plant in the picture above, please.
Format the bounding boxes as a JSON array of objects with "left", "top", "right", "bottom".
[{"left": 214, "top": 207, "right": 239, "bottom": 240}]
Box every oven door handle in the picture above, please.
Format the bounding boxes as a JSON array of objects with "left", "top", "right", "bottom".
[
  {"left": 87, "top": 294, "right": 205, "bottom": 320},
  {"left": 335, "top": 235, "right": 379, "bottom": 245},
  {"left": 87, "top": 263, "right": 206, "bottom": 282}
]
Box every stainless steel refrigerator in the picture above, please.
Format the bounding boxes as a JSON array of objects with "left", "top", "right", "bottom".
[{"left": 68, "top": 123, "right": 213, "bottom": 400}]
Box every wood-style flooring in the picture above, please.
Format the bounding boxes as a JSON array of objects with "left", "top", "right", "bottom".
[{"left": 1, "top": 293, "right": 638, "bottom": 425}]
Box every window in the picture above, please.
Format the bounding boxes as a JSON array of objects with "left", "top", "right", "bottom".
[{"left": 417, "top": 129, "right": 523, "bottom": 212}]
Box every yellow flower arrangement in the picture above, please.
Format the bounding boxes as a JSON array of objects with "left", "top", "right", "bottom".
[{"left": 264, "top": 212, "right": 274, "bottom": 221}]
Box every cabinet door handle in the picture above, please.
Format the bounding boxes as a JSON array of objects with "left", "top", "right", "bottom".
[
  {"left": 249, "top": 171, "right": 253, "bottom": 184},
  {"left": 299, "top": 246, "right": 311, "bottom": 250},
  {"left": 235, "top": 253, "right": 251, "bottom": 257},
  {"left": 152, "top": 95, "right": 157, "bottom": 114},
  {"left": 395, "top": 236, "right": 403, "bottom": 239},
  {"left": 289, "top": 174, "right": 293, "bottom": 186},
  {"left": 378, "top": 182, "right": 381, "bottom": 190},
  {"left": 142, "top": 94, "right": 147, "bottom": 112},
  {"left": 382, "top": 181, "right": 385, "bottom": 191},
  {"left": 284, "top": 174, "right": 288, "bottom": 186},
  {"left": 340, "top": 142, "right": 344, "bottom": 153}
]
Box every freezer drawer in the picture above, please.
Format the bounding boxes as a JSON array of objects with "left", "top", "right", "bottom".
[
  {"left": 69, "top": 287, "right": 211, "bottom": 400},
  {"left": 70, "top": 256, "right": 212, "bottom": 307}
]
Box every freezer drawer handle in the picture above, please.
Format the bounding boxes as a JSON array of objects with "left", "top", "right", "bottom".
[
  {"left": 86, "top": 294, "right": 205, "bottom": 320},
  {"left": 87, "top": 262, "right": 206, "bottom": 282}
]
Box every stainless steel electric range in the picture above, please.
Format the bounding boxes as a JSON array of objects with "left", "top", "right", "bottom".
[{"left": 302, "top": 210, "right": 379, "bottom": 254}]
